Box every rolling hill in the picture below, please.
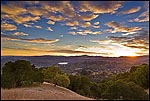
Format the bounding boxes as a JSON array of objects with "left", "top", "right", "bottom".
[{"left": 1, "top": 82, "right": 94, "bottom": 100}]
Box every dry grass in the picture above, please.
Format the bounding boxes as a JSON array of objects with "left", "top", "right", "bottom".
[{"left": 1, "top": 83, "right": 94, "bottom": 100}]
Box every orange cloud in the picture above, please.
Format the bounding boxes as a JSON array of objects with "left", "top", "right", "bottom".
[
  {"left": 1, "top": 47, "right": 103, "bottom": 56},
  {"left": 1, "top": 3, "right": 27, "bottom": 15},
  {"left": 78, "top": 1, "right": 123, "bottom": 14},
  {"left": 66, "top": 21, "right": 79, "bottom": 26},
  {"left": 47, "top": 20, "right": 55, "bottom": 25},
  {"left": 46, "top": 15, "right": 64, "bottom": 21},
  {"left": 1, "top": 23, "right": 17, "bottom": 31},
  {"left": 42, "top": 1, "right": 75, "bottom": 17},
  {"left": 94, "top": 21, "right": 100, "bottom": 25},
  {"left": 128, "top": 2, "right": 149, "bottom": 22},
  {"left": 26, "top": 38, "right": 59, "bottom": 43},
  {"left": 119, "top": 7, "right": 141, "bottom": 14},
  {"left": 9, "top": 15, "right": 40, "bottom": 24},
  {"left": 28, "top": 6, "right": 48, "bottom": 16},
  {"left": 105, "top": 21, "right": 142, "bottom": 34},
  {"left": 78, "top": 13, "right": 99, "bottom": 21},
  {"left": 2, "top": 35, "right": 59, "bottom": 44},
  {"left": 80, "top": 22, "right": 91, "bottom": 28}
]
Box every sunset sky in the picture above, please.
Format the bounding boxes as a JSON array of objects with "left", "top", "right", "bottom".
[{"left": 1, "top": 1, "right": 149, "bottom": 57}]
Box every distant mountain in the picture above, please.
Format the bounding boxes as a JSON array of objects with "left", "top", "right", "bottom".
[{"left": 1, "top": 55, "right": 149, "bottom": 68}]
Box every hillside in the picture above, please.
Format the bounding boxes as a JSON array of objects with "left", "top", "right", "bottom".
[{"left": 1, "top": 82, "right": 94, "bottom": 100}]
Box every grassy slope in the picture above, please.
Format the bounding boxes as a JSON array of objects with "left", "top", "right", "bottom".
[{"left": 1, "top": 83, "right": 94, "bottom": 100}]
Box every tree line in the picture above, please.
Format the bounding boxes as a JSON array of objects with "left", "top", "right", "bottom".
[{"left": 1, "top": 60, "right": 149, "bottom": 100}]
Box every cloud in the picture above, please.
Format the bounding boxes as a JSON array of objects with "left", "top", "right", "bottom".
[
  {"left": 26, "top": 38, "right": 59, "bottom": 43},
  {"left": 107, "top": 30, "right": 149, "bottom": 50},
  {"left": 35, "top": 25, "right": 42, "bottom": 29},
  {"left": 1, "top": 34, "right": 59, "bottom": 44},
  {"left": 90, "top": 39, "right": 148, "bottom": 57},
  {"left": 92, "top": 31, "right": 102, "bottom": 35},
  {"left": 23, "top": 24, "right": 32, "bottom": 27},
  {"left": 46, "top": 15, "right": 65, "bottom": 21},
  {"left": 68, "top": 32, "right": 76, "bottom": 35},
  {"left": 128, "top": 2, "right": 149, "bottom": 22},
  {"left": 27, "top": 6, "right": 47, "bottom": 16},
  {"left": 9, "top": 15, "right": 40, "bottom": 24},
  {"left": 80, "top": 21, "right": 91, "bottom": 28},
  {"left": 50, "top": 49, "right": 101, "bottom": 55},
  {"left": 78, "top": 13, "right": 99, "bottom": 21},
  {"left": 105, "top": 21, "right": 142, "bottom": 34},
  {"left": 1, "top": 34, "right": 20, "bottom": 41},
  {"left": 47, "top": 20, "right": 55, "bottom": 25},
  {"left": 69, "top": 30, "right": 102, "bottom": 35},
  {"left": 90, "top": 39, "right": 112, "bottom": 44},
  {"left": 119, "top": 7, "right": 141, "bottom": 14},
  {"left": 78, "top": 45, "right": 87, "bottom": 49},
  {"left": 66, "top": 21, "right": 79, "bottom": 26},
  {"left": 42, "top": 1, "right": 75, "bottom": 17},
  {"left": 75, "top": 46, "right": 113, "bottom": 56},
  {"left": 1, "top": 23, "right": 17, "bottom": 31},
  {"left": 78, "top": 1, "right": 123, "bottom": 14},
  {"left": 123, "top": 44, "right": 149, "bottom": 50},
  {"left": 89, "top": 29, "right": 149, "bottom": 56},
  {"left": 2, "top": 47, "right": 104, "bottom": 56},
  {"left": 70, "top": 27, "right": 77, "bottom": 30},
  {"left": 1, "top": 3, "right": 27, "bottom": 15},
  {"left": 60, "top": 35, "right": 64, "bottom": 37},
  {"left": 47, "top": 27, "right": 53, "bottom": 31},
  {"left": 94, "top": 21, "right": 100, "bottom": 25},
  {"left": 12, "top": 32, "right": 28, "bottom": 36},
  {"left": 93, "top": 25, "right": 100, "bottom": 29}
]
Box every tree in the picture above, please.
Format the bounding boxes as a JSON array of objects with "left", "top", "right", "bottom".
[
  {"left": 1, "top": 61, "right": 16, "bottom": 88},
  {"left": 1, "top": 60, "right": 35, "bottom": 88},
  {"left": 68, "top": 75, "right": 81, "bottom": 92},
  {"left": 42, "top": 66, "right": 62, "bottom": 82},
  {"left": 53, "top": 74, "right": 70, "bottom": 87},
  {"left": 101, "top": 80, "right": 149, "bottom": 100},
  {"left": 133, "top": 64, "right": 149, "bottom": 89},
  {"left": 32, "top": 68, "right": 44, "bottom": 83},
  {"left": 79, "top": 76, "right": 91, "bottom": 96},
  {"left": 90, "top": 82, "right": 101, "bottom": 99}
]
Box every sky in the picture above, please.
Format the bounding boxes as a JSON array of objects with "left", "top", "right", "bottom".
[{"left": 1, "top": 1, "right": 149, "bottom": 57}]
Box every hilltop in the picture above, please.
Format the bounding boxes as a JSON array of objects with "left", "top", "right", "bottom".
[{"left": 1, "top": 82, "right": 94, "bottom": 100}]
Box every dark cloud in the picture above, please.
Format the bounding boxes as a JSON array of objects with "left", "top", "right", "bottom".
[
  {"left": 105, "top": 21, "right": 142, "bottom": 34},
  {"left": 107, "top": 30, "right": 149, "bottom": 50},
  {"left": 2, "top": 47, "right": 110, "bottom": 55},
  {"left": 78, "top": 45, "right": 87, "bottom": 48}
]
